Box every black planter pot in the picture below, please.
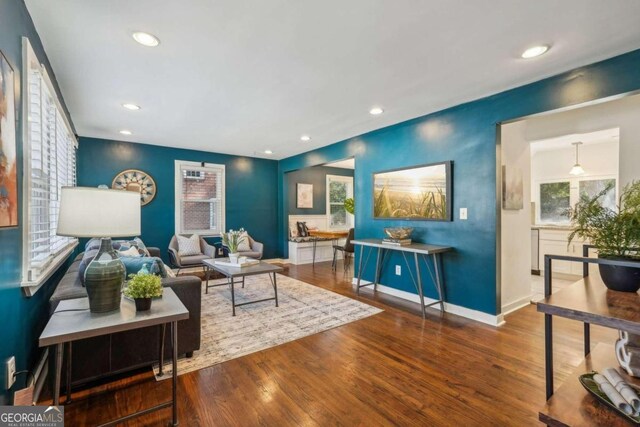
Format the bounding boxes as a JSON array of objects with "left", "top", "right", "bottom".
[
  {"left": 598, "top": 256, "right": 640, "bottom": 292},
  {"left": 134, "top": 297, "right": 152, "bottom": 311}
]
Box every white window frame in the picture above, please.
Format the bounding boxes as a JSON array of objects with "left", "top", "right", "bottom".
[
  {"left": 326, "top": 174, "right": 354, "bottom": 230},
  {"left": 175, "top": 160, "right": 225, "bottom": 236},
  {"left": 536, "top": 174, "right": 618, "bottom": 224},
  {"left": 21, "top": 38, "right": 78, "bottom": 296}
]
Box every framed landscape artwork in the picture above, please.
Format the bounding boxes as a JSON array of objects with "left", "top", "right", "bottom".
[
  {"left": 0, "top": 51, "right": 17, "bottom": 228},
  {"left": 297, "top": 183, "right": 313, "bottom": 209},
  {"left": 373, "top": 161, "right": 452, "bottom": 221},
  {"left": 502, "top": 165, "right": 524, "bottom": 210}
]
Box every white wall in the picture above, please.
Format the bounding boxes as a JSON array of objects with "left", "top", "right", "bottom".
[
  {"left": 500, "top": 121, "right": 532, "bottom": 314},
  {"left": 531, "top": 141, "right": 619, "bottom": 222}
]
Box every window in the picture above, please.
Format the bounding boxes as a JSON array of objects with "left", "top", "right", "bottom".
[
  {"left": 538, "top": 178, "right": 617, "bottom": 224},
  {"left": 21, "top": 38, "right": 77, "bottom": 293},
  {"left": 175, "top": 160, "right": 225, "bottom": 235},
  {"left": 539, "top": 182, "right": 570, "bottom": 223},
  {"left": 326, "top": 175, "right": 353, "bottom": 229}
]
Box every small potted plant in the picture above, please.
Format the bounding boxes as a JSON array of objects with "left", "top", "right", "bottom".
[
  {"left": 221, "top": 228, "right": 246, "bottom": 263},
  {"left": 123, "top": 271, "right": 163, "bottom": 311},
  {"left": 569, "top": 181, "right": 640, "bottom": 292}
]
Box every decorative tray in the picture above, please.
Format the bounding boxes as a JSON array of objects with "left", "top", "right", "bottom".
[{"left": 579, "top": 372, "right": 640, "bottom": 425}]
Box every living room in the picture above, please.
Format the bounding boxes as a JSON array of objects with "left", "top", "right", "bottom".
[{"left": 2, "top": 1, "right": 640, "bottom": 425}]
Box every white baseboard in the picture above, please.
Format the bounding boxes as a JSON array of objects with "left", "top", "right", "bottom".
[
  {"left": 352, "top": 278, "right": 505, "bottom": 327},
  {"left": 501, "top": 295, "right": 532, "bottom": 315}
]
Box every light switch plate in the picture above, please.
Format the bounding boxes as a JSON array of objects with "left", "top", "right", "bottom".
[
  {"left": 460, "top": 208, "right": 468, "bottom": 220},
  {"left": 395, "top": 265, "right": 401, "bottom": 276}
]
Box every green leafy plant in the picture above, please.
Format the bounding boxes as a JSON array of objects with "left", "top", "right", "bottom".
[
  {"left": 344, "top": 198, "right": 355, "bottom": 215},
  {"left": 569, "top": 181, "right": 640, "bottom": 259},
  {"left": 124, "top": 272, "right": 163, "bottom": 299},
  {"left": 221, "top": 228, "right": 246, "bottom": 253}
]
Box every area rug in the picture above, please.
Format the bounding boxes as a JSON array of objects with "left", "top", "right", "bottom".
[{"left": 153, "top": 274, "right": 382, "bottom": 380}]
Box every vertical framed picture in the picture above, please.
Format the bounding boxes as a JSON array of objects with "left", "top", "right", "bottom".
[
  {"left": 502, "top": 165, "right": 523, "bottom": 210},
  {"left": 0, "top": 51, "right": 17, "bottom": 228},
  {"left": 297, "top": 183, "right": 313, "bottom": 209}
]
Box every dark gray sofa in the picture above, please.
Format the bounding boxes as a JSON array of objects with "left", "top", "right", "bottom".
[{"left": 49, "top": 247, "right": 201, "bottom": 387}]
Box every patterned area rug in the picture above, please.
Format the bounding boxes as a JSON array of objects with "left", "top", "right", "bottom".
[{"left": 153, "top": 274, "right": 382, "bottom": 380}]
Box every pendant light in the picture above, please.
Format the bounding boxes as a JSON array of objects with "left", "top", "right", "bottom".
[{"left": 569, "top": 142, "right": 585, "bottom": 176}]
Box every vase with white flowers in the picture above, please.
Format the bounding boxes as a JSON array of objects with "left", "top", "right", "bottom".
[{"left": 221, "top": 228, "right": 246, "bottom": 263}]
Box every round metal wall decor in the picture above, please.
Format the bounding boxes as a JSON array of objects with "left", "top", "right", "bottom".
[{"left": 112, "top": 169, "right": 156, "bottom": 206}]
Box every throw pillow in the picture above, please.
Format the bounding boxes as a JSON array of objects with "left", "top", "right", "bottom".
[
  {"left": 236, "top": 232, "right": 251, "bottom": 252},
  {"left": 296, "top": 221, "right": 309, "bottom": 237},
  {"left": 119, "top": 246, "right": 141, "bottom": 257},
  {"left": 177, "top": 234, "right": 202, "bottom": 256},
  {"left": 133, "top": 237, "right": 151, "bottom": 256},
  {"left": 120, "top": 256, "right": 167, "bottom": 278}
]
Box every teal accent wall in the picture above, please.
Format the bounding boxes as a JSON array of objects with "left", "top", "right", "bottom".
[
  {"left": 0, "top": 0, "right": 75, "bottom": 404},
  {"left": 287, "top": 166, "right": 353, "bottom": 215},
  {"left": 278, "top": 48, "right": 640, "bottom": 317},
  {"left": 76, "top": 137, "right": 279, "bottom": 261}
]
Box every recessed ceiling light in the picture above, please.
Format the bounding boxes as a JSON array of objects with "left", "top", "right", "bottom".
[
  {"left": 369, "top": 107, "right": 384, "bottom": 115},
  {"left": 300, "top": 135, "right": 311, "bottom": 142},
  {"left": 119, "top": 130, "right": 132, "bottom": 135},
  {"left": 132, "top": 32, "right": 160, "bottom": 47},
  {"left": 264, "top": 150, "right": 273, "bottom": 155},
  {"left": 122, "top": 103, "right": 141, "bottom": 111},
  {"left": 521, "top": 45, "right": 550, "bottom": 59}
]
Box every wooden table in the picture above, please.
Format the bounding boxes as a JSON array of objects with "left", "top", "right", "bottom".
[
  {"left": 540, "top": 343, "right": 640, "bottom": 427},
  {"left": 537, "top": 272, "right": 640, "bottom": 426},
  {"left": 203, "top": 258, "right": 283, "bottom": 316},
  {"left": 39, "top": 288, "right": 188, "bottom": 427},
  {"left": 308, "top": 229, "right": 349, "bottom": 266},
  {"left": 352, "top": 239, "right": 453, "bottom": 318}
]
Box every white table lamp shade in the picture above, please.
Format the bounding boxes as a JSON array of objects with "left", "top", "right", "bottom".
[{"left": 57, "top": 187, "right": 141, "bottom": 237}]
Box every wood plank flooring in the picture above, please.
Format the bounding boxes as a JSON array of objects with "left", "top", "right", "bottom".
[{"left": 56, "top": 261, "right": 616, "bottom": 426}]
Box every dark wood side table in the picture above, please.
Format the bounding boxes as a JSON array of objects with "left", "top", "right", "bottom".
[
  {"left": 537, "top": 273, "right": 640, "bottom": 426},
  {"left": 39, "top": 288, "right": 189, "bottom": 427}
]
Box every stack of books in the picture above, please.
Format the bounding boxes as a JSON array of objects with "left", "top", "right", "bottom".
[
  {"left": 382, "top": 238, "right": 412, "bottom": 246},
  {"left": 214, "top": 257, "right": 260, "bottom": 268}
]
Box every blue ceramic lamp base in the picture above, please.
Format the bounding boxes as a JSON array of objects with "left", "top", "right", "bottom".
[{"left": 84, "top": 237, "right": 126, "bottom": 313}]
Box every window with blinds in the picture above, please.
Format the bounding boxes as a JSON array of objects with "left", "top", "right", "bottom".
[
  {"left": 175, "top": 161, "right": 225, "bottom": 236},
  {"left": 21, "top": 38, "right": 77, "bottom": 291}
]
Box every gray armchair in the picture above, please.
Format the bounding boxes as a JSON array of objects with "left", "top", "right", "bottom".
[
  {"left": 168, "top": 234, "right": 217, "bottom": 273},
  {"left": 222, "top": 234, "right": 264, "bottom": 259}
]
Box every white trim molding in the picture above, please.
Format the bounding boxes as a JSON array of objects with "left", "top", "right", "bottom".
[
  {"left": 352, "top": 278, "right": 505, "bottom": 327},
  {"left": 501, "top": 295, "right": 532, "bottom": 315}
]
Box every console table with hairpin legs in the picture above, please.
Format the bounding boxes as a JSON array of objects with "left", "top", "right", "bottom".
[{"left": 352, "top": 239, "right": 453, "bottom": 318}]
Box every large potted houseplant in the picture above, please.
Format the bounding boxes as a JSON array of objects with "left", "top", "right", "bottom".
[
  {"left": 569, "top": 181, "right": 640, "bottom": 292},
  {"left": 123, "top": 271, "right": 163, "bottom": 311},
  {"left": 221, "top": 228, "right": 246, "bottom": 263}
]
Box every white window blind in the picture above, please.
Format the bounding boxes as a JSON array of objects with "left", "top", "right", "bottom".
[
  {"left": 22, "top": 38, "right": 77, "bottom": 291},
  {"left": 175, "top": 161, "right": 225, "bottom": 236}
]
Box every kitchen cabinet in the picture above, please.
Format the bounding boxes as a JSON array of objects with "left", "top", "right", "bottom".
[{"left": 537, "top": 228, "right": 587, "bottom": 277}]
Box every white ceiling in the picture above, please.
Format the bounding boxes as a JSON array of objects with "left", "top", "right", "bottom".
[
  {"left": 26, "top": 0, "right": 640, "bottom": 160},
  {"left": 530, "top": 128, "right": 619, "bottom": 154}
]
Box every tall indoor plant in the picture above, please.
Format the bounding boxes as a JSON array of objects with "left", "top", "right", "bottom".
[{"left": 569, "top": 181, "right": 640, "bottom": 292}]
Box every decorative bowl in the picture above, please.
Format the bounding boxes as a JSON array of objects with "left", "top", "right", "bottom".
[{"left": 384, "top": 227, "right": 414, "bottom": 240}]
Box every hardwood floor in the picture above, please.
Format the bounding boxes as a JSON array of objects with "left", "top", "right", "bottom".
[{"left": 57, "top": 261, "right": 616, "bottom": 426}]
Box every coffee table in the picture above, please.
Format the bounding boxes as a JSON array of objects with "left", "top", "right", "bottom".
[{"left": 203, "top": 258, "right": 283, "bottom": 316}]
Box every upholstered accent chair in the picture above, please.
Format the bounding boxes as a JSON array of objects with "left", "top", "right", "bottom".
[
  {"left": 168, "top": 234, "right": 217, "bottom": 273},
  {"left": 222, "top": 234, "right": 264, "bottom": 260}
]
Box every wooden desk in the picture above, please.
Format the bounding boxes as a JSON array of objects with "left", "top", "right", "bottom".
[
  {"left": 40, "top": 288, "right": 188, "bottom": 426},
  {"left": 307, "top": 229, "right": 349, "bottom": 266},
  {"left": 352, "top": 239, "right": 453, "bottom": 318}
]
